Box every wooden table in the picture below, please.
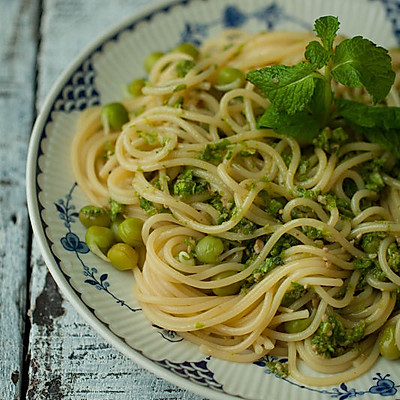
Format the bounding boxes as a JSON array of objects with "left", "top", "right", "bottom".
[{"left": 0, "top": 1, "right": 206, "bottom": 398}]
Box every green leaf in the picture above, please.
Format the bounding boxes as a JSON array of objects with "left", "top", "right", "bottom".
[
  {"left": 247, "top": 62, "right": 317, "bottom": 115},
  {"left": 336, "top": 98, "right": 400, "bottom": 130},
  {"left": 308, "top": 77, "right": 330, "bottom": 117},
  {"left": 305, "top": 41, "right": 330, "bottom": 69},
  {"left": 336, "top": 98, "right": 400, "bottom": 157},
  {"left": 314, "top": 16, "right": 340, "bottom": 51},
  {"left": 331, "top": 37, "right": 395, "bottom": 104},
  {"left": 257, "top": 104, "right": 320, "bottom": 140}
]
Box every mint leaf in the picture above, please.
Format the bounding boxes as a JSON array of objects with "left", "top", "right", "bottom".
[
  {"left": 314, "top": 16, "right": 340, "bottom": 51},
  {"left": 308, "top": 78, "right": 330, "bottom": 117},
  {"left": 257, "top": 104, "right": 320, "bottom": 140},
  {"left": 305, "top": 41, "right": 330, "bottom": 69},
  {"left": 336, "top": 98, "right": 400, "bottom": 129},
  {"left": 331, "top": 37, "right": 395, "bottom": 104},
  {"left": 247, "top": 62, "right": 317, "bottom": 115},
  {"left": 336, "top": 98, "right": 400, "bottom": 157}
]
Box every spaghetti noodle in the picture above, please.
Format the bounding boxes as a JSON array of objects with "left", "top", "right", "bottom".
[{"left": 71, "top": 28, "right": 400, "bottom": 385}]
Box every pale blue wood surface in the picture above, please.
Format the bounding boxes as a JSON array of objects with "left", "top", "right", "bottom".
[{"left": 0, "top": 0, "right": 39, "bottom": 398}]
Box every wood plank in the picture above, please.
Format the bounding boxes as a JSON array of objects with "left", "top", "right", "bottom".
[
  {"left": 28, "top": 245, "right": 205, "bottom": 399},
  {"left": 28, "top": 0, "right": 205, "bottom": 398},
  {"left": 0, "top": 0, "right": 39, "bottom": 398}
]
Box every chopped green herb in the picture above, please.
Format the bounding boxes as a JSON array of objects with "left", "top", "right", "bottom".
[
  {"left": 208, "top": 194, "right": 234, "bottom": 224},
  {"left": 199, "top": 139, "right": 232, "bottom": 163},
  {"left": 139, "top": 197, "right": 158, "bottom": 216},
  {"left": 359, "top": 232, "right": 387, "bottom": 254},
  {"left": 267, "top": 198, "right": 284, "bottom": 218},
  {"left": 173, "top": 169, "right": 209, "bottom": 200},
  {"left": 311, "top": 314, "right": 365, "bottom": 358},
  {"left": 361, "top": 159, "right": 386, "bottom": 192},
  {"left": 281, "top": 282, "right": 306, "bottom": 307},
  {"left": 185, "top": 237, "right": 197, "bottom": 256},
  {"left": 294, "top": 187, "right": 320, "bottom": 200},
  {"left": 109, "top": 199, "right": 125, "bottom": 222},
  {"left": 239, "top": 148, "right": 257, "bottom": 157},
  {"left": 296, "top": 157, "right": 311, "bottom": 181},
  {"left": 243, "top": 256, "right": 283, "bottom": 288},
  {"left": 270, "top": 234, "right": 300, "bottom": 257},
  {"left": 280, "top": 148, "right": 293, "bottom": 167},
  {"left": 387, "top": 242, "right": 400, "bottom": 273},
  {"left": 265, "top": 361, "right": 289, "bottom": 378},
  {"left": 301, "top": 226, "right": 324, "bottom": 240},
  {"left": 230, "top": 217, "right": 258, "bottom": 235},
  {"left": 319, "top": 193, "right": 354, "bottom": 218},
  {"left": 258, "top": 191, "right": 284, "bottom": 218},
  {"left": 354, "top": 256, "right": 386, "bottom": 286},
  {"left": 312, "top": 126, "right": 348, "bottom": 153}
]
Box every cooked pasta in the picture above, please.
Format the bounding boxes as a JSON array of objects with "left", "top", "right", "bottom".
[{"left": 71, "top": 28, "right": 400, "bottom": 385}]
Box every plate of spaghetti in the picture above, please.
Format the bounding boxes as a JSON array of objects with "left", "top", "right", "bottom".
[{"left": 27, "top": 0, "right": 400, "bottom": 399}]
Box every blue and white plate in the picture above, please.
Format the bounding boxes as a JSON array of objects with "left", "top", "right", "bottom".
[{"left": 26, "top": 0, "right": 400, "bottom": 398}]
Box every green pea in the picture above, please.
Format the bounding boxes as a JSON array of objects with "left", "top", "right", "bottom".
[
  {"left": 107, "top": 243, "right": 138, "bottom": 270},
  {"left": 85, "top": 226, "right": 115, "bottom": 255},
  {"left": 284, "top": 317, "right": 312, "bottom": 334},
  {"left": 379, "top": 325, "right": 400, "bottom": 360},
  {"left": 79, "top": 205, "right": 111, "bottom": 228},
  {"left": 101, "top": 102, "right": 129, "bottom": 131},
  {"left": 111, "top": 216, "right": 124, "bottom": 242},
  {"left": 128, "top": 78, "right": 146, "bottom": 98},
  {"left": 172, "top": 42, "right": 199, "bottom": 60},
  {"left": 144, "top": 51, "right": 164, "bottom": 73},
  {"left": 216, "top": 67, "right": 245, "bottom": 89},
  {"left": 195, "top": 235, "right": 224, "bottom": 263},
  {"left": 118, "top": 217, "right": 144, "bottom": 247},
  {"left": 212, "top": 271, "right": 242, "bottom": 296}
]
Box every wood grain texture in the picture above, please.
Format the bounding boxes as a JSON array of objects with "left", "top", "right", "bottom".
[
  {"left": 0, "top": 0, "right": 39, "bottom": 398},
  {"left": 27, "top": 1, "right": 206, "bottom": 398},
  {"left": 28, "top": 243, "right": 206, "bottom": 400}
]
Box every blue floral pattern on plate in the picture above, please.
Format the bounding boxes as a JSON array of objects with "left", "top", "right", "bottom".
[
  {"left": 32, "top": 0, "right": 400, "bottom": 398},
  {"left": 55, "top": 184, "right": 140, "bottom": 312}
]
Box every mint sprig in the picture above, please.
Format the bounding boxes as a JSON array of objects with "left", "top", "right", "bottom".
[{"left": 246, "top": 16, "right": 398, "bottom": 155}]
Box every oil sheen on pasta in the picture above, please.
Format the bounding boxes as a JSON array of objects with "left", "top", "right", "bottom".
[{"left": 71, "top": 28, "right": 400, "bottom": 386}]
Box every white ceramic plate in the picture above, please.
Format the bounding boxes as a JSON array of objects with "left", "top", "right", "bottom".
[{"left": 26, "top": 0, "right": 400, "bottom": 399}]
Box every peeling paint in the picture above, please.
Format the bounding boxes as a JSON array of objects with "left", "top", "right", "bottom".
[
  {"left": 11, "top": 370, "right": 19, "bottom": 385},
  {"left": 45, "top": 376, "right": 62, "bottom": 400},
  {"left": 32, "top": 273, "right": 64, "bottom": 329}
]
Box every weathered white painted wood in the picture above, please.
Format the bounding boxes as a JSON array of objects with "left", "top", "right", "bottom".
[
  {"left": 37, "top": 0, "right": 156, "bottom": 105},
  {"left": 0, "top": 0, "right": 39, "bottom": 398},
  {"left": 28, "top": 243, "right": 206, "bottom": 399},
  {"left": 28, "top": 1, "right": 206, "bottom": 398}
]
